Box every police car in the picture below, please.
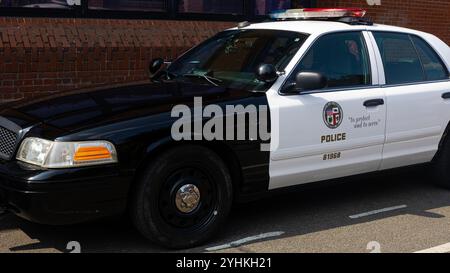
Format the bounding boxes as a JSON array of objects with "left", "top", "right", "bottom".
[{"left": 0, "top": 8, "right": 449, "bottom": 249}]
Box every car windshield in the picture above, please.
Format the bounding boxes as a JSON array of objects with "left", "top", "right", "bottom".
[{"left": 167, "top": 29, "right": 308, "bottom": 91}]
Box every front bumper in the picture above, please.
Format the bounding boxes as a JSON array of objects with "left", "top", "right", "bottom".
[{"left": 0, "top": 160, "right": 133, "bottom": 225}]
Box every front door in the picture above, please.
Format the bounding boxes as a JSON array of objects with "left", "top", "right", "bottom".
[{"left": 267, "top": 31, "right": 387, "bottom": 189}]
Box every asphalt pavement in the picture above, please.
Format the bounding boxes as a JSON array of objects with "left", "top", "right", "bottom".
[{"left": 1, "top": 165, "right": 450, "bottom": 253}]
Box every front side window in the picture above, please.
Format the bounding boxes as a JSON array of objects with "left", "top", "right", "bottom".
[
  {"left": 411, "top": 36, "right": 449, "bottom": 81},
  {"left": 0, "top": 0, "right": 74, "bottom": 9},
  {"left": 284, "top": 31, "right": 371, "bottom": 91},
  {"left": 373, "top": 32, "right": 425, "bottom": 85},
  {"left": 167, "top": 29, "right": 308, "bottom": 91}
]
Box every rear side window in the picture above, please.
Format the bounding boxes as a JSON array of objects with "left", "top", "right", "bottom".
[
  {"left": 411, "top": 36, "right": 449, "bottom": 81},
  {"left": 373, "top": 32, "right": 425, "bottom": 84}
]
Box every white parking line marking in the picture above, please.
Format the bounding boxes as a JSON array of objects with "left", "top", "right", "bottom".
[
  {"left": 414, "top": 243, "right": 450, "bottom": 253},
  {"left": 349, "top": 205, "right": 407, "bottom": 219},
  {"left": 205, "top": 231, "right": 285, "bottom": 252}
]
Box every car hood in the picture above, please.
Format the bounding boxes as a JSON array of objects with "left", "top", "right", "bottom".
[{"left": 0, "top": 81, "right": 255, "bottom": 135}]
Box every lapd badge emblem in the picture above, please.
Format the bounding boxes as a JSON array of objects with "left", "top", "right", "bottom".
[{"left": 323, "top": 102, "right": 343, "bottom": 129}]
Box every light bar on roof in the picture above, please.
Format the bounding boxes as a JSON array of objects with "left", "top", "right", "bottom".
[{"left": 270, "top": 8, "right": 367, "bottom": 20}]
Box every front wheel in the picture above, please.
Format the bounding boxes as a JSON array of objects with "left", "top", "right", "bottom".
[{"left": 131, "top": 145, "right": 233, "bottom": 249}]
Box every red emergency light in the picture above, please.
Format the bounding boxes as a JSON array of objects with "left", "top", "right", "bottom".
[{"left": 270, "top": 8, "right": 367, "bottom": 20}]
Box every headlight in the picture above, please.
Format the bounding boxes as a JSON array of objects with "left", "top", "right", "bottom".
[{"left": 16, "top": 138, "right": 118, "bottom": 168}]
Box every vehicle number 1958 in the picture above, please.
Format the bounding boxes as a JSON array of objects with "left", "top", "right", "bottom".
[{"left": 323, "top": 152, "right": 341, "bottom": 161}]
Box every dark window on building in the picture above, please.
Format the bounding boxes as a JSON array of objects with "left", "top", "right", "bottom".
[
  {"left": 374, "top": 32, "right": 426, "bottom": 85},
  {"left": 0, "top": 0, "right": 315, "bottom": 19},
  {"left": 255, "top": 0, "right": 313, "bottom": 15},
  {"left": 178, "top": 0, "right": 243, "bottom": 14},
  {"left": 411, "top": 36, "right": 449, "bottom": 81},
  {"left": 285, "top": 32, "right": 371, "bottom": 90},
  {"left": 0, "top": 0, "right": 73, "bottom": 9},
  {"left": 88, "top": 0, "right": 166, "bottom": 12},
  {"left": 255, "top": 0, "right": 291, "bottom": 15}
]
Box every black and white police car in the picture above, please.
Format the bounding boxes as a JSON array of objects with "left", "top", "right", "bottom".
[{"left": 0, "top": 8, "right": 449, "bottom": 249}]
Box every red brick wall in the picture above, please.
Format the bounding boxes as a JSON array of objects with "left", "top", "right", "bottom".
[
  {"left": 0, "top": 17, "right": 233, "bottom": 102},
  {"left": 1, "top": 1, "right": 449, "bottom": 103},
  {"left": 317, "top": 0, "right": 450, "bottom": 45}
]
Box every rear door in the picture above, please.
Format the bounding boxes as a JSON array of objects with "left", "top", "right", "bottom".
[{"left": 370, "top": 32, "right": 450, "bottom": 170}]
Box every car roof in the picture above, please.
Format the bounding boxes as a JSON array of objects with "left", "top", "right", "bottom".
[
  {"left": 235, "top": 20, "right": 426, "bottom": 37},
  {"left": 228, "top": 20, "right": 450, "bottom": 70}
]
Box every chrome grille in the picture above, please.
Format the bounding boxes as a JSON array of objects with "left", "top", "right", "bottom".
[{"left": 0, "top": 126, "right": 18, "bottom": 160}]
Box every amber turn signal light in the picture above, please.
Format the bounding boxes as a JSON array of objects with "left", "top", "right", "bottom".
[{"left": 74, "top": 146, "right": 112, "bottom": 162}]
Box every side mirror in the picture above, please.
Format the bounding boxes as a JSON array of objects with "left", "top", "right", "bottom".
[
  {"left": 295, "top": 72, "right": 327, "bottom": 92},
  {"left": 149, "top": 58, "right": 165, "bottom": 75},
  {"left": 256, "top": 64, "right": 278, "bottom": 83}
]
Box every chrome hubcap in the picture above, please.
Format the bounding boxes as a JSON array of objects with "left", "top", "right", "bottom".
[{"left": 175, "top": 184, "right": 201, "bottom": 213}]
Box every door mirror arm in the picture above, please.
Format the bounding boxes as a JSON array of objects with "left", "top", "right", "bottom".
[{"left": 281, "top": 82, "right": 300, "bottom": 94}]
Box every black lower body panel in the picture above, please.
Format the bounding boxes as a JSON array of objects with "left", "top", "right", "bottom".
[{"left": 0, "top": 162, "right": 133, "bottom": 225}]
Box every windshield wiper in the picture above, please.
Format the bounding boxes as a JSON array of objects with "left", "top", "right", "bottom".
[{"left": 181, "top": 73, "right": 223, "bottom": 87}]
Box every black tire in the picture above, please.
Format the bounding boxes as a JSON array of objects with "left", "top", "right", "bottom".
[
  {"left": 433, "top": 135, "right": 450, "bottom": 188},
  {"left": 131, "top": 145, "right": 233, "bottom": 249}
]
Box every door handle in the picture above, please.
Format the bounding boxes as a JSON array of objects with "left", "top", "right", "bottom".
[
  {"left": 442, "top": 92, "right": 450, "bottom": 99},
  {"left": 364, "top": 99, "right": 384, "bottom": 107}
]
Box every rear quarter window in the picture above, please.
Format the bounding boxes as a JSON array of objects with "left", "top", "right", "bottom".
[{"left": 411, "top": 36, "right": 449, "bottom": 81}]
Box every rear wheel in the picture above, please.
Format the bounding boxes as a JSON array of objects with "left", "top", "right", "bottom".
[
  {"left": 131, "top": 145, "right": 233, "bottom": 249},
  {"left": 433, "top": 135, "right": 450, "bottom": 188}
]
